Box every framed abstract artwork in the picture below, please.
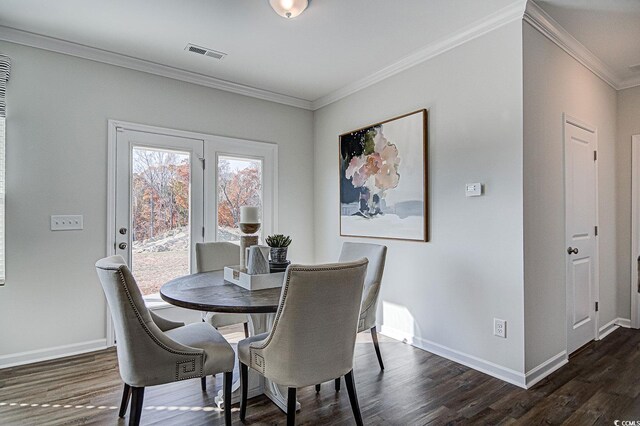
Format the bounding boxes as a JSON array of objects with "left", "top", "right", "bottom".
[{"left": 339, "top": 109, "right": 428, "bottom": 242}]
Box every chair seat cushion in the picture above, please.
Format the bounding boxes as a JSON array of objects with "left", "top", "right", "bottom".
[
  {"left": 237, "top": 332, "right": 269, "bottom": 365},
  {"left": 165, "top": 322, "right": 235, "bottom": 375},
  {"left": 205, "top": 312, "right": 249, "bottom": 328}
]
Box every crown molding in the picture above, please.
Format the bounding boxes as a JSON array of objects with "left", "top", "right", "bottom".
[
  {"left": 523, "top": 1, "right": 635, "bottom": 91},
  {"left": 619, "top": 75, "right": 640, "bottom": 91},
  {"left": 2, "top": 2, "right": 636, "bottom": 112},
  {"left": 0, "top": 25, "right": 313, "bottom": 110},
  {"left": 311, "top": 1, "right": 527, "bottom": 110}
]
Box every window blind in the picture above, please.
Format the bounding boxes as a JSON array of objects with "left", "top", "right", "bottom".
[{"left": 0, "top": 55, "right": 11, "bottom": 285}]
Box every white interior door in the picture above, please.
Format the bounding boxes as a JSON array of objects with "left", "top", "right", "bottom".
[
  {"left": 564, "top": 115, "right": 598, "bottom": 355},
  {"left": 115, "top": 128, "right": 204, "bottom": 298},
  {"left": 631, "top": 135, "right": 640, "bottom": 329}
]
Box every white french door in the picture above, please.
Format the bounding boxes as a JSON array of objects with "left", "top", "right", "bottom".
[
  {"left": 204, "top": 136, "right": 277, "bottom": 244},
  {"left": 564, "top": 115, "right": 599, "bottom": 355},
  {"left": 109, "top": 122, "right": 278, "bottom": 302},
  {"left": 115, "top": 129, "right": 204, "bottom": 296}
]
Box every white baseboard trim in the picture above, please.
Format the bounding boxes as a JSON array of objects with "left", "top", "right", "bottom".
[
  {"left": 598, "top": 317, "right": 632, "bottom": 340},
  {"left": 524, "top": 351, "right": 568, "bottom": 388},
  {"left": 380, "top": 325, "right": 527, "bottom": 388},
  {"left": 0, "top": 339, "right": 108, "bottom": 370},
  {"left": 617, "top": 318, "right": 631, "bottom": 328},
  {"left": 598, "top": 318, "right": 620, "bottom": 340}
]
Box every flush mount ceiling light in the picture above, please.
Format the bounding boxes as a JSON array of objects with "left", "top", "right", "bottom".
[{"left": 269, "top": 0, "right": 309, "bottom": 19}]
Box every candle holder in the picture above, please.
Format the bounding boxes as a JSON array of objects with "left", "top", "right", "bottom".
[{"left": 239, "top": 222, "right": 260, "bottom": 271}]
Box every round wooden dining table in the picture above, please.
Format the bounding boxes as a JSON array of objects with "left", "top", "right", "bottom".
[
  {"left": 160, "top": 270, "right": 281, "bottom": 314},
  {"left": 160, "top": 270, "right": 297, "bottom": 413}
]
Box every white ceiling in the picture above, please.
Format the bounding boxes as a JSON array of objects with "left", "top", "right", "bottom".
[
  {"left": 536, "top": 0, "right": 640, "bottom": 85},
  {"left": 0, "top": 0, "right": 521, "bottom": 103}
]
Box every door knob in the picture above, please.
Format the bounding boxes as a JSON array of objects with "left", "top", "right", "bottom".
[
  {"left": 118, "top": 242, "right": 128, "bottom": 250},
  {"left": 567, "top": 247, "right": 579, "bottom": 255},
  {"left": 119, "top": 227, "right": 127, "bottom": 235}
]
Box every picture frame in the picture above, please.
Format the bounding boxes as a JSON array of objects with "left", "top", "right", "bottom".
[{"left": 339, "top": 109, "right": 428, "bottom": 242}]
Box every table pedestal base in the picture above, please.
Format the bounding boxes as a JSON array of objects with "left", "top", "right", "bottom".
[{"left": 214, "top": 313, "right": 300, "bottom": 413}]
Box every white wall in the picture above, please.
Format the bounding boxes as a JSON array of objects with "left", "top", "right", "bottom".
[
  {"left": 314, "top": 21, "right": 526, "bottom": 376},
  {"left": 522, "top": 22, "right": 618, "bottom": 371},
  {"left": 616, "top": 85, "right": 640, "bottom": 321},
  {"left": 0, "top": 41, "right": 314, "bottom": 362}
]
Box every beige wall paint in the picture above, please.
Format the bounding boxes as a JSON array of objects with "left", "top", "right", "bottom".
[
  {"left": 0, "top": 41, "right": 314, "bottom": 358},
  {"left": 616, "top": 85, "right": 640, "bottom": 321},
  {"left": 314, "top": 21, "right": 526, "bottom": 374},
  {"left": 523, "top": 22, "right": 618, "bottom": 371}
]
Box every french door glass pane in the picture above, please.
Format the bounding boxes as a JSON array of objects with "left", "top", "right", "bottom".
[
  {"left": 217, "top": 156, "right": 263, "bottom": 242},
  {"left": 131, "top": 147, "right": 191, "bottom": 295}
]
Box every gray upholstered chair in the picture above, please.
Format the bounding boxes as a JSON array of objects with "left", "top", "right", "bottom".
[
  {"left": 237, "top": 259, "right": 369, "bottom": 426},
  {"left": 95, "top": 255, "right": 235, "bottom": 426},
  {"left": 316, "top": 242, "right": 387, "bottom": 393},
  {"left": 196, "top": 241, "right": 249, "bottom": 389},
  {"left": 198, "top": 242, "right": 249, "bottom": 337}
]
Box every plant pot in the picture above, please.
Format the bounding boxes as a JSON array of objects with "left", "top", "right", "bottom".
[{"left": 270, "top": 247, "right": 288, "bottom": 263}]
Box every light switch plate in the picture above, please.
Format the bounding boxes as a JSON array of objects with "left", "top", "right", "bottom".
[
  {"left": 465, "top": 183, "right": 482, "bottom": 197},
  {"left": 51, "top": 215, "right": 83, "bottom": 231}
]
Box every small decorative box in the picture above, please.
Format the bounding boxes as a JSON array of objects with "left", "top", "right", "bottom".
[{"left": 224, "top": 265, "right": 285, "bottom": 291}]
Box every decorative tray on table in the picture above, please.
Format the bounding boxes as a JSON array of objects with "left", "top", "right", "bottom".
[{"left": 224, "top": 265, "right": 285, "bottom": 291}]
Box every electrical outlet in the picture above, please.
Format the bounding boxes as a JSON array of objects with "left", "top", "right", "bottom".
[
  {"left": 51, "top": 215, "right": 83, "bottom": 231},
  {"left": 494, "top": 318, "right": 506, "bottom": 338}
]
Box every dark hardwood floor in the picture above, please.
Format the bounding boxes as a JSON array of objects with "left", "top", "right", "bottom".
[{"left": 0, "top": 325, "right": 639, "bottom": 425}]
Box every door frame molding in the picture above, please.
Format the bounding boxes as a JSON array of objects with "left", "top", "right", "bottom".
[
  {"left": 631, "top": 135, "right": 640, "bottom": 329},
  {"left": 563, "top": 113, "right": 600, "bottom": 351},
  {"left": 105, "top": 120, "right": 279, "bottom": 346}
]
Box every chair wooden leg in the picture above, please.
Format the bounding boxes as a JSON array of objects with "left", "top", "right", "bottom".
[
  {"left": 335, "top": 377, "right": 340, "bottom": 392},
  {"left": 243, "top": 322, "right": 250, "bottom": 338},
  {"left": 240, "top": 362, "right": 248, "bottom": 422},
  {"left": 201, "top": 376, "right": 207, "bottom": 391},
  {"left": 287, "top": 387, "right": 297, "bottom": 426},
  {"left": 371, "top": 326, "right": 384, "bottom": 370},
  {"left": 129, "top": 387, "right": 145, "bottom": 426},
  {"left": 315, "top": 384, "right": 321, "bottom": 392},
  {"left": 118, "top": 383, "right": 131, "bottom": 418},
  {"left": 223, "top": 371, "right": 232, "bottom": 426},
  {"left": 344, "top": 371, "right": 363, "bottom": 426}
]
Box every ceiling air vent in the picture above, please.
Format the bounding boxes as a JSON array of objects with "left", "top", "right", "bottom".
[{"left": 185, "top": 44, "right": 227, "bottom": 60}]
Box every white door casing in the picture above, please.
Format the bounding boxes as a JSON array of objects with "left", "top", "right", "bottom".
[
  {"left": 631, "top": 135, "right": 640, "bottom": 329},
  {"left": 564, "top": 114, "right": 599, "bottom": 355}
]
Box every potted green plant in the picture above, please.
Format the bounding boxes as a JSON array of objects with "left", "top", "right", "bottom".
[{"left": 266, "top": 234, "right": 292, "bottom": 263}]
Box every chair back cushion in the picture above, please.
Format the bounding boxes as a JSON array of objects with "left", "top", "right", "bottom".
[
  {"left": 339, "top": 242, "right": 387, "bottom": 331},
  {"left": 196, "top": 242, "right": 240, "bottom": 273},
  {"left": 249, "top": 259, "right": 367, "bottom": 387}
]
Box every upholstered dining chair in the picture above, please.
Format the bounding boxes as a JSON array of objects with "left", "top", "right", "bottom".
[
  {"left": 197, "top": 242, "right": 249, "bottom": 336},
  {"left": 196, "top": 241, "right": 249, "bottom": 390},
  {"left": 316, "top": 242, "right": 387, "bottom": 393},
  {"left": 95, "top": 255, "right": 235, "bottom": 426},
  {"left": 238, "top": 259, "right": 369, "bottom": 426}
]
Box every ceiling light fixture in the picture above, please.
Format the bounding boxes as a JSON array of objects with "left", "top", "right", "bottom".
[{"left": 269, "top": 0, "right": 308, "bottom": 19}]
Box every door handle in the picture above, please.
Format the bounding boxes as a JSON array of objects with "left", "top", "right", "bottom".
[
  {"left": 118, "top": 242, "right": 128, "bottom": 250},
  {"left": 567, "top": 247, "right": 579, "bottom": 255},
  {"left": 637, "top": 256, "right": 640, "bottom": 293}
]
